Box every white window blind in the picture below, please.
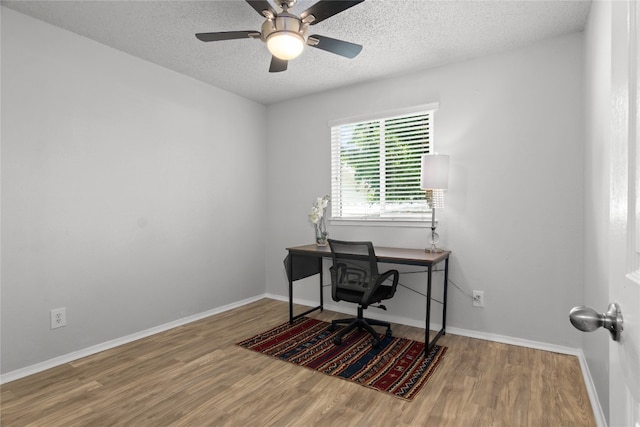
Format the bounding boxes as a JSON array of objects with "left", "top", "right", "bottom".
[{"left": 330, "top": 105, "right": 437, "bottom": 221}]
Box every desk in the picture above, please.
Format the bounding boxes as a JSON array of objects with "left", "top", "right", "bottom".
[{"left": 285, "top": 244, "right": 450, "bottom": 353}]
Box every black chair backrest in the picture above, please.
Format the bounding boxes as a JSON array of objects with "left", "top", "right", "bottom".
[{"left": 328, "top": 239, "right": 379, "bottom": 291}]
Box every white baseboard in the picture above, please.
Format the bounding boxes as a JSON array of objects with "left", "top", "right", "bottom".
[
  {"left": 0, "top": 294, "right": 608, "bottom": 427},
  {"left": 0, "top": 294, "right": 267, "bottom": 384},
  {"left": 575, "top": 349, "right": 608, "bottom": 427}
]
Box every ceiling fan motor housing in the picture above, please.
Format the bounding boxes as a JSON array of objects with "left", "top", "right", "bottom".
[
  {"left": 262, "top": 11, "right": 310, "bottom": 60},
  {"left": 261, "top": 12, "right": 308, "bottom": 43}
]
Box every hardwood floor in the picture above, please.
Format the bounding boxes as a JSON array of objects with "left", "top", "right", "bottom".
[{"left": 1, "top": 298, "right": 595, "bottom": 426}]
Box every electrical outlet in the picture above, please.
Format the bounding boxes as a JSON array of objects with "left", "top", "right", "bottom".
[
  {"left": 50, "top": 307, "right": 66, "bottom": 329},
  {"left": 472, "top": 291, "right": 485, "bottom": 308}
]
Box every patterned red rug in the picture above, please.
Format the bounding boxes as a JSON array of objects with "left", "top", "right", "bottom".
[{"left": 237, "top": 317, "right": 447, "bottom": 401}]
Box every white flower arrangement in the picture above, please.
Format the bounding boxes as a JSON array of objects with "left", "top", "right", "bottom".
[
  {"left": 308, "top": 195, "right": 330, "bottom": 224},
  {"left": 309, "top": 195, "right": 330, "bottom": 245}
]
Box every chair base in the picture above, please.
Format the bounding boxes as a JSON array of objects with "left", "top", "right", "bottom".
[{"left": 328, "top": 306, "right": 392, "bottom": 348}]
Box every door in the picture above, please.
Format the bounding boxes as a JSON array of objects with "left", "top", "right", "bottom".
[{"left": 609, "top": 1, "right": 640, "bottom": 426}]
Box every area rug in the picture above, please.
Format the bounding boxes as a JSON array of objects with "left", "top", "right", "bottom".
[{"left": 237, "top": 317, "right": 447, "bottom": 401}]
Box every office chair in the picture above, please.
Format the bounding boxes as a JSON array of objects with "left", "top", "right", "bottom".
[{"left": 327, "top": 239, "right": 399, "bottom": 348}]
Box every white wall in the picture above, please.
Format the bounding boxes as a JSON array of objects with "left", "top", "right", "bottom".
[
  {"left": 266, "top": 33, "right": 585, "bottom": 348},
  {"left": 0, "top": 4, "right": 589, "bottom": 378},
  {"left": 1, "top": 8, "right": 267, "bottom": 373}
]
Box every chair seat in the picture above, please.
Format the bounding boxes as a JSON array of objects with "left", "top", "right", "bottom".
[{"left": 335, "top": 285, "right": 394, "bottom": 305}]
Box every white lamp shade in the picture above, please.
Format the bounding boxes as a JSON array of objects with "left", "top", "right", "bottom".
[
  {"left": 420, "top": 154, "right": 450, "bottom": 190},
  {"left": 267, "top": 32, "right": 304, "bottom": 60}
]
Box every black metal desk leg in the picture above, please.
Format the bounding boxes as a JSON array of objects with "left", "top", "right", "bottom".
[
  {"left": 442, "top": 257, "right": 449, "bottom": 333},
  {"left": 426, "top": 256, "right": 449, "bottom": 353},
  {"left": 288, "top": 254, "right": 294, "bottom": 324},
  {"left": 319, "top": 258, "right": 324, "bottom": 311},
  {"left": 425, "top": 264, "right": 432, "bottom": 352},
  {"left": 287, "top": 253, "right": 324, "bottom": 324}
]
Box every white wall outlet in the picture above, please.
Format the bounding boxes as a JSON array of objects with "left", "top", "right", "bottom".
[
  {"left": 50, "top": 307, "right": 66, "bottom": 329},
  {"left": 472, "top": 291, "right": 485, "bottom": 308}
]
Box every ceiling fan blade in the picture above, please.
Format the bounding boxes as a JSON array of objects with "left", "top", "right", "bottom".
[
  {"left": 195, "top": 31, "right": 259, "bottom": 42},
  {"left": 269, "top": 56, "right": 288, "bottom": 73},
  {"left": 246, "top": 0, "right": 276, "bottom": 17},
  {"left": 308, "top": 35, "right": 362, "bottom": 58},
  {"left": 301, "top": 1, "right": 364, "bottom": 25}
]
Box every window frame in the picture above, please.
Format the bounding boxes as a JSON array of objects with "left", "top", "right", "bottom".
[{"left": 329, "top": 103, "right": 439, "bottom": 226}]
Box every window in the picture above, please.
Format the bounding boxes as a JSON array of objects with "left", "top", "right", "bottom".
[{"left": 330, "top": 104, "right": 438, "bottom": 222}]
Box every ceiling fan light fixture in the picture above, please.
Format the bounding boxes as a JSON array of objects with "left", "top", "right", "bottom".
[{"left": 267, "top": 31, "right": 305, "bottom": 60}]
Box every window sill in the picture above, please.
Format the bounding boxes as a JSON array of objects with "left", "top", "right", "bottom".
[{"left": 329, "top": 218, "right": 437, "bottom": 228}]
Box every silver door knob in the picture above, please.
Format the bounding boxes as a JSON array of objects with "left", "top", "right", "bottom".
[{"left": 569, "top": 303, "right": 623, "bottom": 341}]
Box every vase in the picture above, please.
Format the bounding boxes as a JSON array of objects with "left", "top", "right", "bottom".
[
  {"left": 316, "top": 237, "right": 328, "bottom": 247},
  {"left": 315, "top": 218, "right": 328, "bottom": 246}
]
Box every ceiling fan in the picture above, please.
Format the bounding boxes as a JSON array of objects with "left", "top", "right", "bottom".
[{"left": 195, "top": 0, "right": 365, "bottom": 73}]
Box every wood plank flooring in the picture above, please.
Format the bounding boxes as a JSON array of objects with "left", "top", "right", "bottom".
[{"left": 1, "top": 298, "right": 596, "bottom": 426}]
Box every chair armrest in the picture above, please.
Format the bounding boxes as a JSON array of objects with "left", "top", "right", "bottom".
[{"left": 360, "top": 269, "right": 399, "bottom": 305}]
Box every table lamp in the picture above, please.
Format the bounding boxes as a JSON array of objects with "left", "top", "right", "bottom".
[{"left": 420, "top": 154, "right": 450, "bottom": 253}]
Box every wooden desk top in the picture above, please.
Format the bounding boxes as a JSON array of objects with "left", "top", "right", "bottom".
[{"left": 286, "top": 244, "right": 450, "bottom": 267}]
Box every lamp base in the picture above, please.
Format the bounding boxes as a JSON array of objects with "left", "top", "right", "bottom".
[{"left": 425, "top": 225, "right": 443, "bottom": 253}]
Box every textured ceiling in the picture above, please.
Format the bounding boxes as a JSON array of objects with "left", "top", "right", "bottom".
[{"left": 2, "top": 0, "right": 591, "bottom": 105}]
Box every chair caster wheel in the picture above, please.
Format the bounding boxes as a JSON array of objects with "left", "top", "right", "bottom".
[
  {"left": 386, "top": 329, "right": 393, "bottom": 337},
  {"left": 328, "top": 324, "right": 337, "bottom": 332},
  {"left": 333, "top": 336, "right": 342, "bottom": 345},
  {"left": 371, "top": 339, "right": 380, "bottom": 349}
]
